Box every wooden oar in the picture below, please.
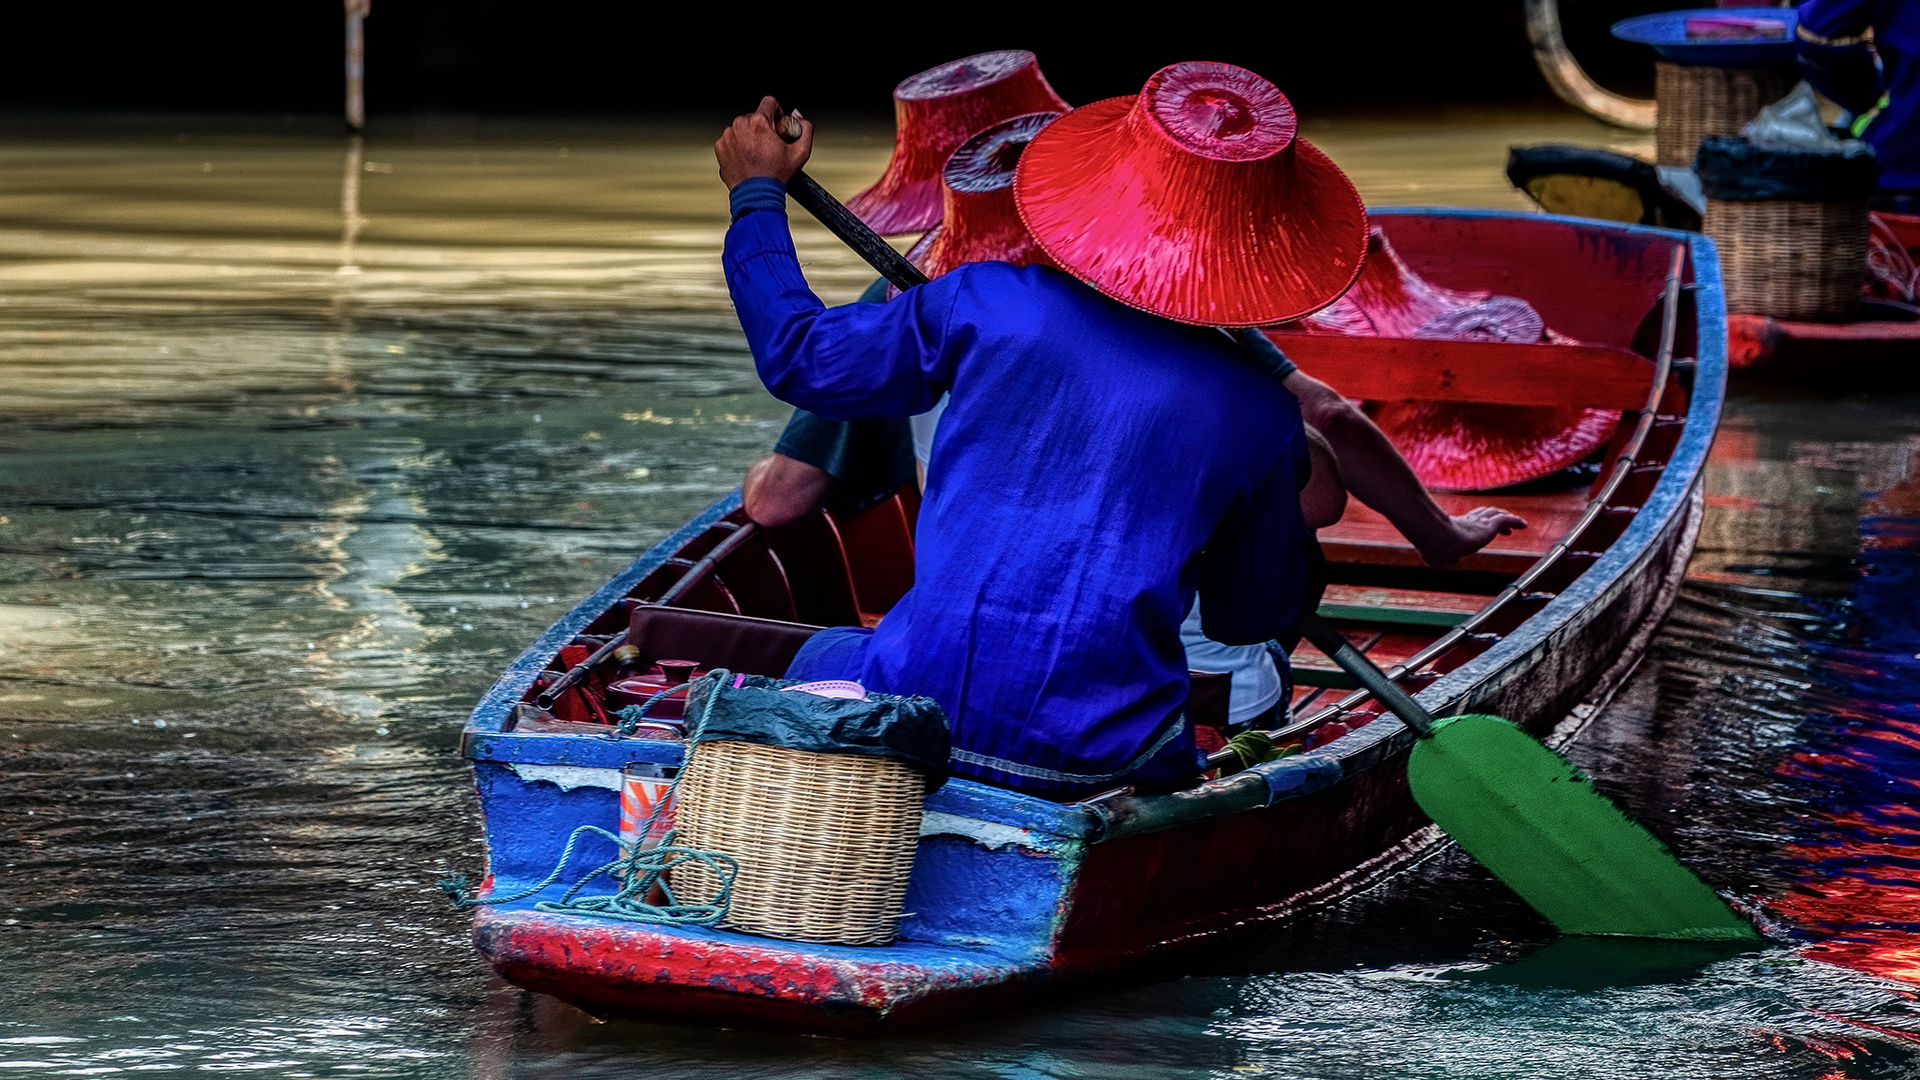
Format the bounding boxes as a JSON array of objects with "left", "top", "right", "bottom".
[{"left": 758, "top": 113, "right": 1755, "bottom": 941}]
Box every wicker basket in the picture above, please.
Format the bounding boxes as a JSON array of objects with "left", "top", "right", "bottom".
[
  {"left": 1704, "top": 198, "right": 1869, "bottom": 319},
  {"left": 1655, "top": 62, "right": 1787, "bottom": 167},
  {"left": 669, "top": 739, "right": 926, "bottom": 946}
]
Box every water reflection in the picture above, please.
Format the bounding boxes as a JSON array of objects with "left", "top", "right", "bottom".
[{"left": 0, "top": 116, "right": 1918, "bottom": 1077}]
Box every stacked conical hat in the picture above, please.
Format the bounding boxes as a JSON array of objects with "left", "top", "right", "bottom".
[
  {"left": 847, "top": 51, "right": 1070, "bottom": 236},
  {"left": 903, "top": 112, "right": 1063, "bottom": 279},
  {"left": 1293, "top": 228, "right": 1617, "bottom": 492}
]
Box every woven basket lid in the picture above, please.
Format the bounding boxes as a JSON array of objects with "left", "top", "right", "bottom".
[
  {"left": 1013, "top": 61, "right": 1367, "bottom": 327},
  {"left": 903, "top": 111, "right": 1062, "bottom": 280},
  {"left": 846, "top": 51, "right": 1070, "bottom": 237},
  {"left": 1295, "top": 229, "right": 1616, "bottom": 492}
]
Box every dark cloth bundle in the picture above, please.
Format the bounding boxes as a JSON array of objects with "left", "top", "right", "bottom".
[
  {"left": 1696, "top": 136, "right": 1881, "bottom": 201},
  {"left": 683, "top": 671, "right": 951, "bottom": 786}
]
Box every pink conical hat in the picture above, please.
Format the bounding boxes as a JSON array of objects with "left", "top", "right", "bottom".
[
  {"left": 1289, "top": 228, "right": 1617, "bottom": 492},
  {"left": 903, "top": 111, "right": 1062, "bottom": 280},
  {"left": 847, "top": 51, "right": 1070, "bottom": 236}
]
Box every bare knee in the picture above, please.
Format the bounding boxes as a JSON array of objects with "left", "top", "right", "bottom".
[
  {"left": 1299, "top": 425, "right": 1347, "bottom": 530},
  {"left": 742, "top": 453, "right": 833, "bottom": 528}
]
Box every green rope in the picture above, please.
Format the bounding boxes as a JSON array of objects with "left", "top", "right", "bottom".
[
  {"left": 1851, "top": 94, "right": 1889, "bottom": 139},
  {"left": 439, "top": 670, "right": 742, "bottom": 927},
  {"left": 1222, "top": 729, "right": 1302, "bottom": 774},
  {"left": 612, "top": 682, "right": 690, "bottom": 736}
]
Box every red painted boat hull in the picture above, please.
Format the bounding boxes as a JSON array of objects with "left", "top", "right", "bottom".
[
  {"left": 474, "top": 910, "right": 1049, "bottom": 1034},
  {"left": 1728, "top": 310, "right": 1920, "bottom": 380}
]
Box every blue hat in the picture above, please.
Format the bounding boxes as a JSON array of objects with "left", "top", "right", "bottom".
[{"left": 1612, "top": 7, "right": 1800, "bottom": 68}]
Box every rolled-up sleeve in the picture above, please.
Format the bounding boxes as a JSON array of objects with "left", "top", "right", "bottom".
[{"left": 722, "top": 192, "right": 964, "bottom": 421}]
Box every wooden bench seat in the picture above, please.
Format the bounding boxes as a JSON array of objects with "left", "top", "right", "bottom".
[
  {"left": 1318, "top": 489, "right": 1591, "bottom": 576},
  {"left": 1267, "top": 332, "right": 1655, "bottom": 410}
]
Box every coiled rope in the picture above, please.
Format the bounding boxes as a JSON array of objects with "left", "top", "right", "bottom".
[{"left": 438, "top": 671, "right": 740, "bottom": 927}]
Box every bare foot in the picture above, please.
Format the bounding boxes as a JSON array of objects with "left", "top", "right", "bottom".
[{"left": 1418, "top": 506, "right": 1527, "bottom": 567}]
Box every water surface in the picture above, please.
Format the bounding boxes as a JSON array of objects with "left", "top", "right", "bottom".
[{"left": 3, "top": 111, "right": 1919, "bottom": 1078}]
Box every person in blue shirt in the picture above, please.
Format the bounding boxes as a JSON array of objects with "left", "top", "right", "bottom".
[
  {"left": 1798, "top": 0, "right": 1920, "bottom": 204},
  {"left": 714, "top": 66, "right": 1365, "bottom": 798}
]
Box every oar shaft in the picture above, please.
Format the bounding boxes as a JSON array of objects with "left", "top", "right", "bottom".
[
  {"left": 785, "top": 173, "right": 929, "bottom": 292},
  {"left": 771, "top": 107, "right": 930, "bottom": 293},
  {"left": 1295, "top": 613, "right": 1437, "bottom": 737}
]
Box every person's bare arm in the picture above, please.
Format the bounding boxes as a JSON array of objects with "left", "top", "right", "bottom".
[
  {"left": 742, "top": 453, "right": 833, "bottom": 528},
  {"left": 1283, "top": 369, "right": 1525, "bottom": 566}
]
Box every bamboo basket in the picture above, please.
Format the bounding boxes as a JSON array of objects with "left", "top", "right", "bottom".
[
  {"left": 1656, "top": 62, "right": 1787, "bottom": 167},
  {"left": 1704, "top": 198, "right": 1868, "bottom": 319},
  {"left": 670, "top": 739, "right": 926, "bottom": 946}
]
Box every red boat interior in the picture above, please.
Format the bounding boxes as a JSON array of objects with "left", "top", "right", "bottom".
[{"left": 515, "top": 214, "right": 1698, "bottom": 782}]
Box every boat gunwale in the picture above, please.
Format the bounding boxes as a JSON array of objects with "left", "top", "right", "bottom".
[
  {"left": 1407, "top": 216, "right": 1724, "bottom": 710},
  {"left": 464, "top": 495, "right": 743, "bottom": 740},
  {"left": 1085, "top": 212, "right": 1725, "bottom": 839}
]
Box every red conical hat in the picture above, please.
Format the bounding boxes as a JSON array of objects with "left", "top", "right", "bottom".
[
  {"left": 1300, "top": 228, "right": 1489, "bottom": 337},
  {"left": 904, "top": 112, "right": 1062, "bottom": 280},
  {"left": 847, "top": 51, "right": 1070, "bottom": 237},
  {"left": 1014, "top": 61, "right": 1368, "bottom": 327},
  {"left": 1288, "top": 228, "right": 1617, "bottom": 492}
]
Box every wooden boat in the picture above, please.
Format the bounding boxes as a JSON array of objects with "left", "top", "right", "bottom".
[
  {"left": 1507, "top": 145, "right": 1920, "bottom": 381},
  {"left": 456, "top": 207, "right": 1726, "bottom": 1033}
]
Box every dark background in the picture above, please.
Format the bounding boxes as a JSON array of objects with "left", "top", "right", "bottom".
[{"left": 2, "top": 0, "right": 1677, "bottom": 120}]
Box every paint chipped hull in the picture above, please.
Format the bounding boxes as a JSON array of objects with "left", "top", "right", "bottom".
[
  {"left": 473, "top": 910, "right": 1050, "bottom": 1033},
  {"left": 458, "top": 210, "right": 1728, "bottom": 1032}
]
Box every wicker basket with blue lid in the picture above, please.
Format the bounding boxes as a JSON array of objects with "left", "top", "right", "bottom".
[{"left": 1613, "top": 7, "right": 1800, "bottom": 166}]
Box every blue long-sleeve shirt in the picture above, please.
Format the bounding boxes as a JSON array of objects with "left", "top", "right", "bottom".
[
  {"left": 722, "top": 177, "right": 1313, "bottom": 793},
  {"left": 1798, "top": 0, "right": 1920, "bottom": 191}
]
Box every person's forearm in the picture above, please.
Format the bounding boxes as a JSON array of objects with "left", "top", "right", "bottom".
[
  {"left": 1284, "top": 371, "right": 1453, "bottom": 548},
  {"left": 742, "top": 453, "right": 833, "bottom": 528}
]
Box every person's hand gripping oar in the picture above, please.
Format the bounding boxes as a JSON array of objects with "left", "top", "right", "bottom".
[{"left": 743, "top": 98, "right": 1755, "bottom": 942}]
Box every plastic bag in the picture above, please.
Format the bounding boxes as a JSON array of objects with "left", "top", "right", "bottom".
[
  {"left": 682, "top": 671, "right": 951, "bottom": 785},
  {"left": 1696, "top": 136, "right": 1880, "bottom": 201},
  {"left": 1743, "top": 82, "right": 1863, "bottom": 154}
]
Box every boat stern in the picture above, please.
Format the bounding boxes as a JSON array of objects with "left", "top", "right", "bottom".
[{"left": 460, "top": 713, "right": 1097, "bottom": 1031}]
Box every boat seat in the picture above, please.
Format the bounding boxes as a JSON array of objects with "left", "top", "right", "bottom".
[
  {"left": 628, "top": 604, "right": 824, "bottom": 680},
  {"left": 1319, "top": 489, "right": 1591, "bottom": 577}
]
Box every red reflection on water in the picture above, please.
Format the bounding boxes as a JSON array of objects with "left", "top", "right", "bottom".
[{"left": 1772, "top": 874, "right": 1920, "bottom": 984}]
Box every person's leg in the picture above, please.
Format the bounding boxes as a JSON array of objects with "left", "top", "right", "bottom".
[
  {"left": 1299, "top": 425, "right": 1346, "bottom": 529},
  {"left": 1283, "top": 369, "right": 1526, "bottom": 566},
  {"left": 783, "top": 625, "right": 874, "bottom": 682}
]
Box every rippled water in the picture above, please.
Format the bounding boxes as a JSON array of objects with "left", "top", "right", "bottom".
[{"left": 4, "top": 112, "right": 1920, "bottom": 1078}]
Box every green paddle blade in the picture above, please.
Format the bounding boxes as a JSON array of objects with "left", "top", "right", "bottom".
[{"left": 1408, "top": 714, "right": 1757, "bottom": 941}]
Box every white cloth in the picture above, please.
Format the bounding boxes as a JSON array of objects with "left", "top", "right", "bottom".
[
  {"left": 910, "top": 393, "right": 950, "bottom": 467},
  {"left": 1180, "top": 598, "right": 1284, "bottom": 725},
  {"left": 913, "top": 392, "right": 1281, "bottom": 725}
]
